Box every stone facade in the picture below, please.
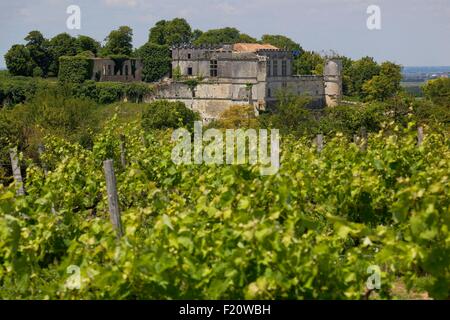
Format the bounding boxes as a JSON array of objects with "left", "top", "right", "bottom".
[
  {"left": 149, "top": 43, "right": 342, "bottom": 121},
  {"left": 91, "top": 58, "right": 143, "bottom": 82}
]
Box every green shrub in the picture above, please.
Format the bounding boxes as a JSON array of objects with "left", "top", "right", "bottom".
[
  {"left": 0, "top": 85, "right": 100, "bottom": 160},
  {"left": 59, "top": 81, "right": 152, "bottom": 105},
  {"left": 95, "top": 82, "right": 125, "bottom": 104},
  {"left": 141, "top": 100, "right": 199, "bottom": 130},
  {"left": 213, "top": 105, "right": 258, "bottom": 129},
  {"left": 73, "top": 80, "right": 98, "bottom": 101},
  {"left": 0, "top": 77, "right": 44, "bottom": 106},
  {"left": 124, "top": 82, "right": 153, "bottom": 103},
  {"left": 422, "top": 78, "right": 450, "bottom": 106},
  {"left": 58, "top": 55, "right": 93, "bottom": 83},
  {"left": 4, "top": 44, "right": 35, "bottom": 76},
  {"left": 413, "top": 98, "right": 450, "bottom": 126},
  {"left": 260, "top": 91, "right": 318, "bottom": 137},
  {"left": 32, "top": 67, "right": 44, "bottom": 78}
]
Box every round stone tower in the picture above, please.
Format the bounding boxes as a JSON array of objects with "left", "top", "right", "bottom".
[{"left": 324, "top": 59, "right": 343, "bottom": 107}]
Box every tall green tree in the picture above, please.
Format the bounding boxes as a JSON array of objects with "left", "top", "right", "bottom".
[
  {"left": 194, "top": 27, "right": 256, "bottom": 45},
  {"left": 362, "top": 61, "right": 402, "bottom": 101},
  {"left": 148, "top": 18, "right": 192, "bottom": 46},
  {"left": 76, "top": 35, "right": 100, "bottom": 55},
  {"left": 294, "top": 50, "right": 324, "bottom": 75},
  {"left": 102, "top": 26, "right": 133, "bottom": 56},
  {"left": 337, "top": 55, "right": 354, "bottom": 96},
  {"left": 422, "top": 78, "right": 450, "bottom": 106},
  {"left": 4, "top": 45, "right": 35, "bottom": 76},
  {"left": 24, "top": 30, "right": 51, "bottom": 75},
  {"left": 148, "top": 20, "right": 166, "bottom": 45},
  {"left": 260, "top": 34, "right": 303, "bottom": 52},
  {"left": 164, "top": 18, "right": 192, "bottom": 45},
  {"left": 48, "top": 33, "right": 78, "bottom": 76},
  {"left": 348, "top": 56, "right": 381, "bottom": 97},
  {"left": 191, "top": 29, "right": 203, "bottom": 42},
  {"left": 238, "top": 33, "right": 257, "bottom": 43}
]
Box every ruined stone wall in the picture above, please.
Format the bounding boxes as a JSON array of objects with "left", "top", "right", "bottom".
[{"left": 91, "top": 58, "right": 143, "bottom": 82}]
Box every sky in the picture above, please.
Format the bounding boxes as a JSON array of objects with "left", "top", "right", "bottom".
[{"left": 0, "top": 0, "right": 449, "bottom": 68}]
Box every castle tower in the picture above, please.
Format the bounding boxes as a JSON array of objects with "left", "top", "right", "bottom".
[{"left": 324, "top": 59, "right": 343, "bottom": 107}]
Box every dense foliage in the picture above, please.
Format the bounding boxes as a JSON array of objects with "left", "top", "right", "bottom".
[
  {"left": 261, "top": 35, "right": 303, "bottom": 52},
  {"left": 58, "top": 56, "right": 93, "bottom": 84},
  {"left": 141, "top": 100, "right": 200, "bottom": 130},
  {"left": 258, "top": 92, "right": 449, "bottom": 138},
  {"left": 148, "top": 18, "right": 193, "bottom": 46},
  {"left": 193, "top": 27, "right": 257, "bottom": 45},
  {"left": 101, "top": 26, "right": 133, "bottom": 57},
  {"left": 0, "top": 75, "right": 46, "bottom": 107},
  {"left": 72, "top": 81, "right": 153, "bottom": 104},
  {"left": 137, "top": 43, "right": 172, "bottom": 82},
  {"left": 5, "top": 31, "right": 100, "bottom": 77},
  {"left": 0, "top": 115, "right": 448, "bottom": 299},
  {"left": 0, "top": 73, "right": 153, "bottom": 109},
  {"left": 212, "top": 105, "right": 258, "bottom": 129},
  {"left": 422, "top": 78, "right": 450, "bottom": 106},
  {"left": 362, "top": 62, "right": 402, "bottom": 101},
  {"left": 4, "top": 45, "right": 35, "bottom": 77}
]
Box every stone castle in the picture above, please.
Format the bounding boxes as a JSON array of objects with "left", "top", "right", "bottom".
[{"left": 91, "top": 43, "right": 343, "bottom": 121}]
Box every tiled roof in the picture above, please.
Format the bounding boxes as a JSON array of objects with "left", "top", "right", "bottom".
[{"left": 233, "top": 43, "right": 280, "bottom": 52}]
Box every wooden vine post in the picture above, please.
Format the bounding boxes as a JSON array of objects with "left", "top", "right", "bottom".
[
  {"left": 9, "top": 148, "right": 25, "bottom": 196},
  {"left": 316, "top": 134, "right": 324, "bottom": 153},
  {"left": 103, "top": 159, "right": 123, "bottom": 238},
  {"left": 417, "top": 126, "right": 424, "bottom": 147},
  {"left": 360, "top": 127, "right": 368, "bottom": 151}
]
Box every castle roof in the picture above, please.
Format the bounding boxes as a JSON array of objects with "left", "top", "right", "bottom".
[{"left": 233, "top": 43, "right": 280, "bottom": 52}]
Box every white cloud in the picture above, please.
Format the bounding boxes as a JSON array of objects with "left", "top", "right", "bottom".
[
  {"left": 215, "top": 2, "right": 239, "bottom": 15},
  {"left": 103, "top": 0, "right": 138, "bottom": 7}
]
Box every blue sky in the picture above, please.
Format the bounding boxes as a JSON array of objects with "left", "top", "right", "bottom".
[{"left": 1, "top": 0, "right": 449, "bottom": 68}]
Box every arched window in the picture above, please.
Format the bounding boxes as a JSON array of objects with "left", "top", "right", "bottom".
[{"left": 125, "top": 65, "right": 129, "bottom": 76}]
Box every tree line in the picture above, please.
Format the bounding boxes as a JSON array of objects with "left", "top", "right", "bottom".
[{"left": 5, "top": 17, "right": 449, "bottom": 104}]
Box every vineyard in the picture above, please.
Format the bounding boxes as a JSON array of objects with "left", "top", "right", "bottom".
[{"left": 0, "top": 114, "right": 448, "bottom": 300}]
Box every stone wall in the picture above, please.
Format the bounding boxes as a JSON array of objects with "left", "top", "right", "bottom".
[
  {"left": 91, "top": 58, "right": 143, "bottom": 82},
  {"left": 150, "top": 81, "right": 255, "bottom": 121},
  {"left": 266, "top": 75, "right": 326, "bottom": 108}
]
